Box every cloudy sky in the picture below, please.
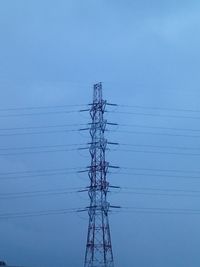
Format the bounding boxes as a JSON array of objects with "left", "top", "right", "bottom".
[{"left": 1, "top": 1, "right": 200, "bottom": 267}]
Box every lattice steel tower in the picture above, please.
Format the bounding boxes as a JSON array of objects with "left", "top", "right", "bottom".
[{"left": 84, "top": 83, "right": 114, "bottom": 267}]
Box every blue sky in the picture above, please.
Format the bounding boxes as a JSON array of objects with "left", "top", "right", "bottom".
[{"left": 1, "top": 1, "right": 200, "bottom": 267}]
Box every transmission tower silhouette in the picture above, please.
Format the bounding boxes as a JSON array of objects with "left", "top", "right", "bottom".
[{"left": 84, "top": 83, "right": 114, "bottom": 267}]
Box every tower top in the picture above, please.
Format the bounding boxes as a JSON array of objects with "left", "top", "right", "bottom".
[{"left": 93, "top": 82, "right": 103, "bottom": 102}]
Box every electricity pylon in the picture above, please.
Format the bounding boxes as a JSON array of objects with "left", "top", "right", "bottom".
[{"left": 84, "top": 83, "right": 114, "bottom": 267}]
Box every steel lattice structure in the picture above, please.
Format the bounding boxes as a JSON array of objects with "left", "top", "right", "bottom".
[{"left": 84, "top": 83, "right": 114, "bottom": 267}]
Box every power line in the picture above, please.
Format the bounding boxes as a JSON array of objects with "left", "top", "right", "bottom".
[
  {"left": 0, "top": 110, "right": 78, "bottom": 118},
  {"left": 0, "top": 171, "right": 80, "bottom": 180},
  {"left": 122, "top": 186, "right": 200, "bottom": 194},
  {"left": 0, "top": 143, "right": 84, "bottom": 151},
  {"left": 0, "top": 122, "right": 114, "bottom": 134},
  {"left": 117, "top": 104, "right": 200, "bottom": 114},
  {"left": 113, "top": 148, "right": 200, "bottom": 157},
  {"left": 3, "top": 206, "right": 200, "bottom": 219},
  {"left": 0, "top": 129, "right": 78, "bottom": 137},
  {"left": 0, "top": 166, "right": 82, "bottom": 176},
  {"left": 109, "top": 111, "right": 200, "bottom": 120},
  {"left": 0, "top": 104, "right": 87, "bottom": 112},
  {"left": 4, "top": 185, "right": 200, "bottom": 200},
  {"left": 111, "top": 186, "right": 200, "bottom": 197},
  {"left": 2, "top": 123, "right": 200, "bottom": 138},
  {"left": 0, "top": 167, "right": 85, "bottom": 180},
  {"left": 120, "top": 123, "right": 200, "bottom": 133},
  {"left": 0, "top": 188, "right": 81, "bottom": 199},
  {"left": 0, "top": 123, "right": 86, "bottom": 131},
  {"left": 119, "top": 190, "right": 200, "bottom": 198},
  {"left": 121, "top": 206, "right": 200, "bottom": 215},
  {"left": 0, "top": 208, "right": 78, "bottom": 219},
  {"left": 1, "top": 166, "right": 199, "bottom": 178},
  {"left": 111, "top": 171, "right": 200, "bottom": 180},
  {"left": 1, "top": 102, "right": 200, "bottom": 114},
  {"left": 109, "top": 129, "right": 200, "bottom": 138},
  {"left": 0, "top": 148, "right": 78, "bottom": 156},
  {"left": 0, "top": 143, "right": 87, "bottom": 156},
  {"left": 5, "top": 171, "right": 200, "bottom": 180},
  {"left": 120, "top": 143, "right": 200, "bottom": 151},
  {"left": 121, "top": 166, "right": 200, "bottom": 175}
]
